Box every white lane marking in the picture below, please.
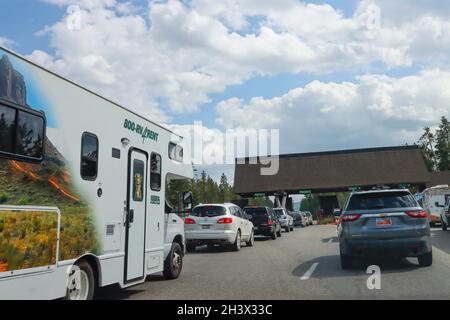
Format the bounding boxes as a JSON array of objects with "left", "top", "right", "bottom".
[{"left": 301, "top": 263, "right": 319, "bottom": 281}]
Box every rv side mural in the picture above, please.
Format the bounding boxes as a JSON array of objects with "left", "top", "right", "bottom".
[{"left": 0, "top": 50, "right": 99, "bottom": 273}]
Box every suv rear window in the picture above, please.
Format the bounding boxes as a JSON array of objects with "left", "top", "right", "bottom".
[
  {"left": 273, "top": 209, "right": 285, "bottom": 217},
  {"left": 244, "top": 207, "right": 268, "bottom": 216},
  {"left": 347, "top": 192, "right": 418, "bottom": 211},
  {"left": 191, "top": 206, "right": 227, "bottom": 217}
]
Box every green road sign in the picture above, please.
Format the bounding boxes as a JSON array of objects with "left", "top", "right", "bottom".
[
  {"left": 348, "top": 186, "right": 362, "bottom": 192},
  {"left": 299, "top": 190, "right": 312, "bottom": 195},
  {"left": 254, "top": 193, "right": 266, "bottom": 198}
]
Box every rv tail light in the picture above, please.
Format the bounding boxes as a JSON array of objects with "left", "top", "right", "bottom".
[
  {"left": 340, "top": 214, "right": 361, "bottom": 222},
  {"left": 217, "top": 217, "right": 233, "bottom": 224},
  {"left": 406, "top": 210, "right": 428, "bottom": 218},
  {"left": 267, "top": 219, "right": 273, "bottom": 226},
  {"left": 185, "top": 218, "right": 196, "bottom": 224}
]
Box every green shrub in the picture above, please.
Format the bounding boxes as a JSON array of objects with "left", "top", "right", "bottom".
[
  {"left": 18, "top": 198, "right": 29, "bottom": 206},
  {"left": 0, "top": 192, "right": 9, "bottom": 204}
]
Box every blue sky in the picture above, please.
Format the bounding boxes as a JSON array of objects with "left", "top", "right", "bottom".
[{"left": 1, "top": 0, "right": 449, "bottom": 181}]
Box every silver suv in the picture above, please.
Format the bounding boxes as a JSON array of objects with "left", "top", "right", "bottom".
[{"left": 338, "top": 190, "right": 432, "bottom": 269}]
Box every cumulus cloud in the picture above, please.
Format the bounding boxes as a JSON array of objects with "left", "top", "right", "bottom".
[
  {"left": 25, "top": 0, "right": 450, "bottom": 124},
  {"left": 0, "top": 37, "right": 12, "bottom": 47},
  {"left": 216, "top": 69, "right": 450, "bottom": 153}
]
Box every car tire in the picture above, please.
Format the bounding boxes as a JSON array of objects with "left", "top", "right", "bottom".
[
  {"left": 285, "top": 227, "right": 290, "bottom": 233},
  {"left": 290, "top": 226, "right": 294, "bottom": 232},
  {"left": 246, "top": 231, "right": 255, "bottom": 247},
  {"left": 277, "top": 228, "right": 282, "bottom": 237},
  {"left": 418, "top": 251, "right": 433, "bottom": 267},
  {"left": 66, "top": 261, "right": 95, "bottom": 300},
  {"left": 271, "top": 229, "right": 277, "bottom": 240},
  {"left": 163, "top": 242, "right": 183, "bottom": 280},
  {"left": 186, "top": 242, "right": 196, "bottom": 253},
  {"left": 442, "top": 220, "right": 448, "bottom": 231},
  {"left": 232, "top": 231, "right": 242, "bottom": 251}
]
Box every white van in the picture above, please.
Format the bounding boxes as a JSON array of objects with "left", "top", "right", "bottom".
[
  {"left": 421, "top": 185, "right": 450, "bottom": 228},
  {"left": 0, "top": 47, "right": 193, "bottom": 300}
]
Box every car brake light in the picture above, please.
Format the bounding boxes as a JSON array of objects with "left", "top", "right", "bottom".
[
  {"left": 185, "top": 218, "right": 196, "bottom": 224},
  {"left": 217, "top": 217, "right": 233, "bottom": 224},
  {"left": 267, "top": 219, "right": 273, "bottom": 225},
  {"left": 406, "top": 210, "right": 428, "bottom": 218},
  {"left": 340, "top": 214, "right": 361, "bottom": 222}
]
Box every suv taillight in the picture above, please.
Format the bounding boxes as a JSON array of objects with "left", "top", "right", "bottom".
[
  {"left": 340, "top": 214, "right": 361, "bottom": 222},
  {"left": 267, "top": 219, "right": 273, "bottom": 225},
  {"left": 185, "top": 218, "right": 196, "bottom": 224},
  {"left": 217, "top": 217, "right": 233, "bottom": 224},
  {"left": 406, "top": 210, "right": 428, "bottom": 218}
]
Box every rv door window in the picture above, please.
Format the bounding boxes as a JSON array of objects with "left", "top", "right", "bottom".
[
  {"left": 132, "top": 159, "right": 145, "bottom": 202},
  {"left": 150, "top": 153, "right": 161, "bottom": 191},
  {"left": 0, "top": 102, "right": 45, "bottom": 162},
  {"left": 81, "top": 132, "right": 99, "bottom": 180}
]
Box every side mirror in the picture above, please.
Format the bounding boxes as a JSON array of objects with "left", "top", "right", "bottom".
[{"left": 183, "top": 191, "right": 193, "bottom": 209}]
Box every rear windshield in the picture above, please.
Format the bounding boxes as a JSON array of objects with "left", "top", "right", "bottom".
[
  {"left": 191, "top": 206, "right": 227, "bottom": 217},
  {"left": 347, "top": 192, "right": 418, "bottom": 211},
  {"left": 273, "top": 209, "right": 285, "bottom": 217},
  {"left": 244, "top": 207, "right": 268, "bottom": 216}
]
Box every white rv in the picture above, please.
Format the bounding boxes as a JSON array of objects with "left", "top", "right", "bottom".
[
  {"left": 0, "top": 47, "right": 193, "bottom": 300},
  {"left": 420, "top": 185, "right": 450, "bottom": 228}
]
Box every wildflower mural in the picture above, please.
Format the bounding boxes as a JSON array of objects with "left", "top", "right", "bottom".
[{"left": 0, "top": 51, "right": 99, "bottom": 272}]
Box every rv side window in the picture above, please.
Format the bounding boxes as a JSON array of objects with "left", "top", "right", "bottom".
[
  {"left": 0, "top": 104, "right": 16, "bottom": 154},
  {"left": 169, "top": 143, "right": 183, "bottom": 162},
  {"left": 81, "top": 132, "right": 99, "bottom": 181},
  {"left": 150, "top": 153, "right": 161, "bottom": 191},
  {"left": 16, "top": 111, "right": 45, "bottom": 159},
  {"left": 0, "top": 102, "right": 45, "bottom": 162}
]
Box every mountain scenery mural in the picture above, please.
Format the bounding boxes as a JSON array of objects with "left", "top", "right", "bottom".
[{"left": 0, "top": 53, "right": 99, "bottom": 272}]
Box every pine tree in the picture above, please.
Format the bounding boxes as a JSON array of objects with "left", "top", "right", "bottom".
[
  {"left": 435, "top": 116, "right": 450, "bottom": 171},
  {"left": 418, "top": 126, "right": 437, "bottom": 171}
]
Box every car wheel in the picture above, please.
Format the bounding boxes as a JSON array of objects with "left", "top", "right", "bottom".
[
  {"left": 418, "top": 251, "right": 433, "bottom": 267},
  {"left": 277, "top": 227, "right": 282, "bottom": 237},
  {"left": 232, "top": 231, "right": 242, "bottom": 251},
  {"left": 246, "top": 231, "right": 255, "bottom": 247},
  {"left": 285, "top": 226, "right": 290, "bottom": 233},
  {"left": 66, "top": 261, "right": 95, "bottom": 300},
  {"left": 290, "top": 225, "right": 294, "bottom": 232},
  {"left": 442, "top": 220, "right": 448, "bottom": 231},
  {"left": 186, "top": 242, "right": 196, "bottom": 253},
  {"left": 163, "top": 242, "right": 183, "bottom": 280},
  {"left": 271, "top": 229, "right": 277, "bottom": 240}
]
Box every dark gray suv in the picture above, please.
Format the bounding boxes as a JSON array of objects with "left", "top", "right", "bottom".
[{"left": 338, "top": 189, "right": 432, "bottom": 269}]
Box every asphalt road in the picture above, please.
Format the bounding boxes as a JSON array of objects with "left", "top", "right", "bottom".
[{"left": 98, "top": 225, "right": 450, "bottom": 300}]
